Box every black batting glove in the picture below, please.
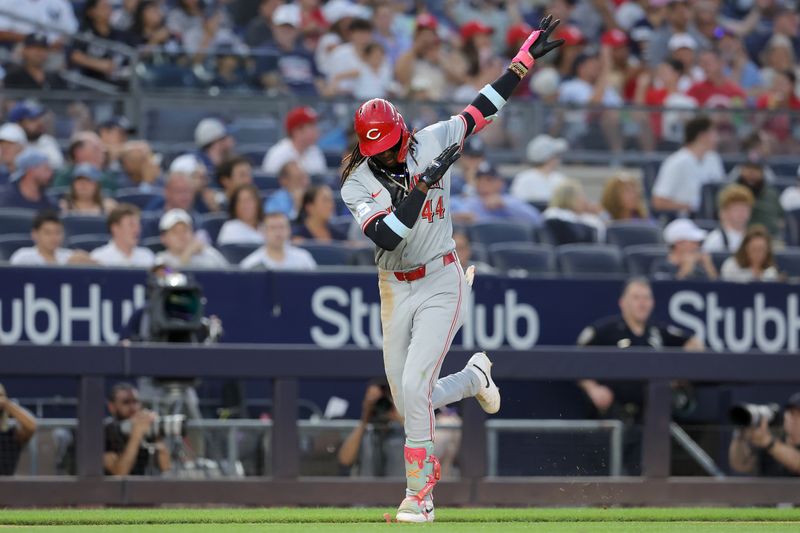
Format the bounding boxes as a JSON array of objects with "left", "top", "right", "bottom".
[{"left": 419, "top": 144, "right": 461, "bottom": 189}]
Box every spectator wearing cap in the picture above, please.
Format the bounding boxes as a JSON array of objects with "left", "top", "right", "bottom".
[
  {"left": 2, "top": 33, "right": 68, "bottom": 90},
  {"left": 736, "top": 161, "right": 783, "bottom": 238},
  {"left": 59, "top": 163, "right": 117, "bottom": 215},
  {"left": 193, "top": 118, "right": 235, "bottom": 178},
  {"left": 97, "top": 116, "right": 134, "bottom": 172},
  {"left": 372, "top": 2, "right": 411, "bottom": 67},
  {"left": 720, "top": 225, "right": 780, "bottom": 283},
  {"left": 451, "top": 136, "right": 486, "bottom": 197},
  {"left": 452, "top": 20, "right": 505, "bottom": 104},
  {"left": 652, "top": 218, "right": 717, "bottom": 280},
  {"left": 779, "top": 165, "right": 800, "bottom": 213},
  {"left": 395, "top": 14, "right": 458, "bottom": 101},
  {"left": 116, "top": 140, "right": 162, "bottom": 192},
  {"left": 293, "top": 184, "right": 346, "bottom": 243},
  {"left": 0, "top": 0, "right": 77, "bottom": 45},
  {"left": 90, "top": 203, "right": 155, "bottom": 267},
  {"left": 667, "top": 33, "right": 702, "bottom": 92},
  {"left": 69, "top": 0, "right": 131, "bottom": 86},
  {"left": 256, "top": 3, "right": 325, "bottom": 97},
  {"left": 10, "top": 210, "right": 95, "bottom": 266},
  {"left": 702, "top": 184, "right": 754, "bottom": 253},
  {"left": 557, "top": 52, "right": 623, "bottom": 156},
  {"left": 647, "top": 0, "right": 707, "bottom": 67},
  {"left": 261, "top": 107, "right": 325, "bottom": 176},
  {"left": 687, "top": 50, "right": 746, "bottom": 108},
  {"left": 510, "top": 134, "right": 568, "bottom": 205},
  {"left": 543, "top": 179, "right": 606, "bottom": 243},
  {"left": 444, "top": 0, "right": 519, "bottom": 53},
  {"left": 244, "top": 0, "right": 280, "bottom": 47},
  {"left": 0, "top": 148, "right": 54, "bottom": 210},
  {"left": 315, "top": 0, "right": 371, "bottom": 77},
  {"left": 651, "top": 116, "right": 724, "bottom": 215},
  {"left": 241, "top": 211, "right": 316, "bottom": 270},
  {"left": 0, "top": 123, "right": 27, "bottom": 183},
  {"left": 8, "top": 102, "right": 64, "bottom": 169},
  {"left": 53, "top": 132, "right": 116, "bottom": 192},
  {"left": 217, "top": 184, "right": 265, "bottom": 246},
  {"left": 326, "top": 18, "right": 377, "bottom": 96},
  {"left": 156, "top": 209, "right": 227, "bottom": 269},
  {"left": 633, "top": 59, "right": 697, "bottom": 150},
  {"left": 264, "top": 161, "right": 310, "bottom": 220},
  {"left": 451, "top": 161, "right": 541, "bottom": 225},
  {"left": 730, "top": 390, "right": 800, "bottom": 477}
]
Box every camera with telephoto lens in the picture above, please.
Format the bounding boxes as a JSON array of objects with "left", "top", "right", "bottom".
[
  {"left": 119, "top": 413, "right": 187, "bottom": 441},
  {"left": 729, "top": 403, "right": 782, "bottom": 428}
]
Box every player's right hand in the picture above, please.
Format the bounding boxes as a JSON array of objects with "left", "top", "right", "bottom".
[{"left": 419, "top": 144, "right": 461, "bottom": 188}]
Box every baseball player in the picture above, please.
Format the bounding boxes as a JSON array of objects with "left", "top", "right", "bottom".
[{"left": 340, "top": 16, "right": 564, "bottom": 522}]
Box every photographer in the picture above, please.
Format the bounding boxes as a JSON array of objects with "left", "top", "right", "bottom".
[
  {"left": 337, "top": 380, "right": 460, "bottom": 478},
  {"left": 0, "top": 383, "right": 37, "bottom": 476},
  {"left": 104, "top": 383, "right": 171, "bottom": 476},
  {"left": 729, "top": 394, "right": 800, "bottom": 476}
]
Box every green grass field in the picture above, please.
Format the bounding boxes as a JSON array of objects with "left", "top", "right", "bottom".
[{"left": 1, "top": 508, "right": 800, "bottom": 532}]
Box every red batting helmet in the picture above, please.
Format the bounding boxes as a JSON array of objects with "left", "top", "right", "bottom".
[{"left": 354, "top": 98, "right": 411, "bottom": 162}]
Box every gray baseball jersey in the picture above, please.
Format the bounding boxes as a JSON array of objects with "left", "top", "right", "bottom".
[{"left": 341, "top": 115, "right": 467, "bottom": 271}]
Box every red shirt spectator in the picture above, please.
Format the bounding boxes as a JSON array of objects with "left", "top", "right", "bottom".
[
  {"left": 755, "top": 70, "right": 800, "bottom": 142},
  {"left": 687, "top": 50, "right": 746, "bottom": 107}
]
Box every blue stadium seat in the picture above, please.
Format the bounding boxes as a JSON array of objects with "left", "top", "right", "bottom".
[
  {"left": 299, "top": 241, "right": 351, "bottom": 266},
  {"left": 557, "top": 244, "right": 625, "bottom": 277},
  {"left": 541, "top": 218, "right": 596, "bottom": 246},
  {"left": 115, "top": 188, "right": 164, "bottom": 210},
  {"left": 0, "top": 208, "right": 36, "bottom": 234},
  {"left": 0, "top": 234, "right": 34, "bottom": 261},
  {"left": 624, "top": 244, "right": 669, "bottom": 276},
  {"left": 606, "top": 222, "right": 662, "bottom": 247},
  {"left": 198, "top": 213, "right": 229, "bottom": 245},
  {"left": 470, "top": 242, "right": 490, "bottom": 265},
  {"left": 488, "top": 243, "right": 555, "bottom": 275},
  {"left": 350, "top": 244, "right": 375, "bottom": 266},
  {"left": 61, "top": 215, "right": 108, "bottom": 238},
  {"left": 140, "top": 65, "right": 200, "bottom": 90},
  {"left": 775, "top": 248, "right": 800, "bottom": 278},
  {"left": 66, "top": 234, "right": 109, "bottom": 252},
  {"left": 252, "top": 173, "right": 280, "bottom": 192},
  {"left": 469, "top": 221, "right": 535, "bottom": 246},
  {"left": 231, "top": 117, "right": 281, "bottom": 146},
  {"left": 141, "top": 236, "right": 165, "bottom": 254},
  {"left": 139, "top": 212, "right": 162, "bottom": 239},
  {"left": 218, "top": 243, "right": 260, "bottom": 265},
  {"left": 144, "top": 108, "right": 206, "bottom": 143}
]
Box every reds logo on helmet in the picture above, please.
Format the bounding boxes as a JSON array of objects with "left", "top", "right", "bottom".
[{"left": 354, "top": 98, "right": 411, "bottom": 162}]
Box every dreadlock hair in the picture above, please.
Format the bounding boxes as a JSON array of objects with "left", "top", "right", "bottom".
[{"left": 340, "top": 134, "right": 419, "bottom": 186}]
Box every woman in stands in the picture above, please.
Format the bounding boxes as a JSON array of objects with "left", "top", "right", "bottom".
[
  {"left": 216, "top": 184, "right": 264, "bottom": 245},
  {"left": 543, "top": 179, "right": 606, "bottom": 243},
  {"left": 292, "top": 185, "right": 347, "bottom": 243},
  {"left": 60, "top": 164, "right": 117, "bottom": 216},
  {"left": 600, "top": 174, "right": 649, "bottom": 222},
  {"left": 70, "top": 0, "right": 130, "bottom": 84},
  {"left": 721, "top": 225, "right": 781, "bottom": 283}
]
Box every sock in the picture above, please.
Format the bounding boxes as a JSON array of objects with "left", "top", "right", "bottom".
[{"left": 404, "top": 439, "right": 435, "bottom": 497}]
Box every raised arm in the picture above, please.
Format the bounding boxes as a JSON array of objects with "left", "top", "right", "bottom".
[{"left": 459, "top": 15, "right": 564, "bottom": 137}]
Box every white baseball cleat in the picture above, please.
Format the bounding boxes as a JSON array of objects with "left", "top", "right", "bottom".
[
  {"left": 468, "top": 351, "right": 500, "bottom": 414},
  {"left": 395, "top": 495, "right": 435, "bottom": 523}
]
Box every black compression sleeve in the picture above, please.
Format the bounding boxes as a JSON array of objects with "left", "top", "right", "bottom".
[
  {"left": 363, "top": 188, "right": 427, "bottom": 251},
  {"left": 461, "top": 69, "right": 525, "bottom": 135}
]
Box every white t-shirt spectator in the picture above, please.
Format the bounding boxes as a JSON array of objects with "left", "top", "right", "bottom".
[
  {"left": 261, "top": 138, "right": 327, "bottom": 176},
  {"left": 720, "top": 258, "right": 780, "bottom": 283},
  {"left": 652, "top": 147, "right": 724, "bottom": 212},
  {"left": 90, "top": 241, "right": 155, "bottom": 267},
  {"left": 559, "top": 78, "right": 623, "bottom": 107},
  {"left": 780, "top": 186, "right": 800, "bottom": 212},
  {"left": 702, "top": 228, "right": 744, "bottom": 253},
  {"left": 10, "top": 247, "right": 74, "bottom": 265},
  {"left": 661, "top": 94, "right": 697, "bottom": 144},
  {"left": 216, "top": 220, "right": 264, "bottom": 246},
  {"left": 240, "top": 245, "right": 317, "bottom": 270},
  {"left": 0, "top": 0, "right": 78, "bottom": 42},
  {"left": 155, "top": 247, "right": 228, "bottom": 269},
  {"left": 510, "top": 169, "right": 567, "bottom": 204},
  {"left": 353, "top": 61, "right": 394, "bottom": 100},
  {"left": 327, "top": 43, "right": 363, "bottom": 94}
]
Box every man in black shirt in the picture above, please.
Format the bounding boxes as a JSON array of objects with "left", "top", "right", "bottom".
[
  {"left": 104, "top": 383, "right": 170, "bottom": 476},
  {"left": 0, "top": 383, "right": 37, "bottom": 476},
  {"left": 3, "top": 33, "right": 68, "bottom": 90},
  {"left": 729, "top": 393, "right": 800, "bottom": 477}
]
